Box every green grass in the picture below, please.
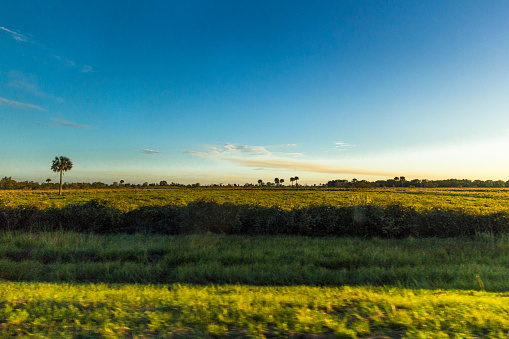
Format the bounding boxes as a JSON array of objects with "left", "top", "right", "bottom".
[
  {"left": 1, "top": 282, "right": 509, "bottom": 338},
  {"left": 1, "top": 232, "right": 509, "bottom": 291},
  {"left": 2, "top": 188, "right": 509, "bottom": 336},
  {"left": 2, "top": 187, "right": 509, "bottom": 214}
]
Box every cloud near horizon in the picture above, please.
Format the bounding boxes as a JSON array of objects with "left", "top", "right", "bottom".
[
  {"left": 188, "top": 143, "right": 301, "bottom": 157},
  {"left": 137, "top": 148, "right": 164, "bottom": 154},
  {"left": 333, "top": 141, "right": 356, "bottom": 151},
  {"left": 0, "top": 97, "right": 45, "bottom": 111},
  {"left": 226, "top": 158, "right": 401, "bottom": 177}
]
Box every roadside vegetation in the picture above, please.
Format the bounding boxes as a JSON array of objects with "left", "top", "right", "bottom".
[
  {"left": 1, "top": 188, "right": 509, "bottom": 337},
  {"left": 0, "top": 232, "right": 508, "bottom": 290},
  {"left": 2, "top": 282, "right": 509, "bottom": 338}
]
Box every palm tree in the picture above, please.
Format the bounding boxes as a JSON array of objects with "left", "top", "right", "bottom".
[
  {"left": 274, "top": 178, "right": 280, "bottom": 186},
  {"left": 294, "top": 176, "right": 299, "bottom": 186},
  {"left": 51, "top": 156, "right": 73, "bottom": 195},
  {"left": 290, "top": 177, "right": 295, "bottom": 187},
  {"left": 258, "top": 179, "right": 263, "bottom": 187},
  {"left": 45, "top": 178, "right": 51, "bottom": 184},
  {"left": 279, "top": 178, "right": 284, "bottom": 186}
]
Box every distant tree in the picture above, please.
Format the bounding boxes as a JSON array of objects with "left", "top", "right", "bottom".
[
  {"left": 400, "top": 176, "right": 406, "bottom": 187},
  {"left": 51, "top": 156, "right": 73, "bottom": 195},
  {"left": 274, "top": 178, "right": 280, "bottom": 186},
  {"left": 258, "top": 179, "right": 263, "bottom": 187},
  {"left": 0, "top": 176, "right": 16, "bottom": 189},
  {"left": 290, "top": 177, "right": 295, "bottom": 186},
  {"left": 279, "top": 178, "right": 284, "bottom": 186},
  {"left": 46, "top": 178, "right": 51, "bottom": 184},
  {"left": 160, "top": 180, "right": 168, "bottom": 186},
  {"left": 119, "top": 180, "right": 124, "bottom": 187},
  {"left": 294, "top": 176, "right": 299, "bottom": 186},
  {"left": 409, "top": 179, "right": 421, "bottom": 187}
]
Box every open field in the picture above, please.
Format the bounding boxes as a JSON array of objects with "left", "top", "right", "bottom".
[
  {"left": 2, "top": 187, "right": 509, "bottom": 214},
  {"left": 2, "top": 188, "right": 509, "bottom": 238},
  {"left": 2, "top": 188, "right": 509, "bottom": 337}
]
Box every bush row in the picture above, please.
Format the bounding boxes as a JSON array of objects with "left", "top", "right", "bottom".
[{"left": 1, "top": 199, "right": 508, "bottom": 238}]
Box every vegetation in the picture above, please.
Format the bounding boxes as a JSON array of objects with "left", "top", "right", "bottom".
[
  {"left": 2, "top": 188, "right": 509, "bottom": 336},
  {"left": 2, "top": 187, "right": 509, "bottom": 214},
  {"left": 0, "top": 232, "right": 508, "bottom": 290},
  {"left": 2, "top": 188, "right": 509, "bottom": 237},
  {"left": 0, "top": 232, "right": 509, "bottom": 337},
  {"left": 1, "top": 281, "right": 509, "bottom": 338},
  {"left": 2, "top": 175, "right": 509, "bottom": 190}
]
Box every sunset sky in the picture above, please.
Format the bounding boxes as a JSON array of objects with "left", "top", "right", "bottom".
[{"left": 1, "top": 1, "right": 508, "bottom": 185}]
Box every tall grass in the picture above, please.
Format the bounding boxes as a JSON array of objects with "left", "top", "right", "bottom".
[{"left": 1, "top": 232, "right": 509, "bottom": 291}]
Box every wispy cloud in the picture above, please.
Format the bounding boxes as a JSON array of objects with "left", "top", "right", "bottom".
[
  {"left": 226, "top": 158, "right": 395, "bottom": 177},
  {"left": 81, "top": 65, "right": 95, "bottom": 73},
  {"left": 0, "top": 27, "right": 30, "bottom": 42},
  {"left": 1, "top": 27, "right": 93, "bottom": 75},
  {"left": 53, "top": 55, "right": 76, "bottom": 67},
  {"left": 184, "top": 150, "right": 209, "bottom": 157},
  {"left": 333, "top": 141, "right": 356, "bottom": 151},
  {"left": 51, "top": 118, "right": 91, "bottom": 129},
  {"left": 7, "top": 71, "right": 65, "bottom": 102},
  {"left": 8, "top": 71, "right": 46, "bottom": 97},
  {"left": 188, "top": 143, "right": 302, "bottom": 157},
  {"left": 0, "top": 97, "right": 45, "bottom": 110},
  {"left": 137, "top": 148, "right": 164, "bottom": 154},
  {"left": 36, "top": 118, "right": 92, "bottom": 128}
]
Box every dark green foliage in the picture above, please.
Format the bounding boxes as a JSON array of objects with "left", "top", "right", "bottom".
[
  {"left": 1, "top": 200, "right": 509, "bottom": 237},
  {"left": 124, "top": 205, "right": 181, "bottom": 234}
]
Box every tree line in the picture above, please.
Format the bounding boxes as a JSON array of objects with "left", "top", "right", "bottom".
[
  {"left": 326, "top": 177, "right": 509, "bottom": 188},
  {"left": 0, "top": 155, "right": 507, "bottom": 191},
  {"left": 2, "top": 176, "right": 508, "bottom": 191}
]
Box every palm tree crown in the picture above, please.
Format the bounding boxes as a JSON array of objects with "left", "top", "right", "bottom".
[{"left": 51, "top": 156, "right": 73, "bottom": 195}]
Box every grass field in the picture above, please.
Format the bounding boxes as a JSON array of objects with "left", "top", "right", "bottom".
[
  {"left": 2, "top": 187, "right": 509, "bottom": 214},
  {"left": 1, "top": 188, "right": 509, "bottom": 337},
  {"left": 1, "top": 232, "right": 508, "bottom": 291}
]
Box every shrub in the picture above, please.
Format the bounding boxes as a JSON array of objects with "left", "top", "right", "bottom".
[{"left": 1, "top": 201, "right": 509, "bottom": 238}]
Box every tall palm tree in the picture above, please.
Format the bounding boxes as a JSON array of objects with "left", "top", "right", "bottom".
[
  {"left": 274, "top": 178, "right": 279, "bottom": 186},
  {"left": 294, "top": 176, "right": 299, "bottom": 186},
  {"left": 51, "top": 156, "right": 73, "bottom": 195},
  {"left": 290, "top": 177, "right": 295, "bottom": 186}
]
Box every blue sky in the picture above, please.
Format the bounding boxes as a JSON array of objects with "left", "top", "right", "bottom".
[{"left": 1, "top": 1, "right": 508, "bottom": 185}]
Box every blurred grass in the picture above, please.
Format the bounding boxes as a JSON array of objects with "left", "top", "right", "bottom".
[{"left": 0, "top": 281, "right": 508, "bottom": 338}]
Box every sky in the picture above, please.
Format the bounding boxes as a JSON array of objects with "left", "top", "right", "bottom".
[{"left": 1, "top": 1, "right": 508, "bottom": 185}]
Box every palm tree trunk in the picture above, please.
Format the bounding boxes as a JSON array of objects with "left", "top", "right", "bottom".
[{"left": 59, "top": 170, "right": 63, "bottom": 195}]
